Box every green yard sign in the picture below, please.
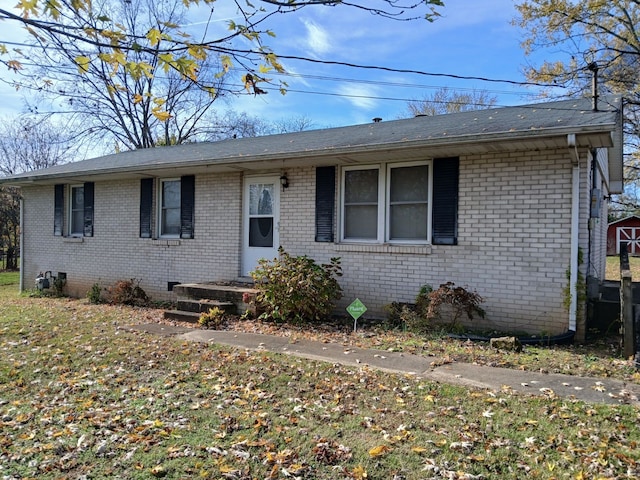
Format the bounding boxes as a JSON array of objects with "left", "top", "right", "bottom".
[{"left": 347, "top": 298, "right": 367, "bottom": 332}]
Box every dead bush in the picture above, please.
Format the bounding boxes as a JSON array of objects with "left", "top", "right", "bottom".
[{"left": 107, "top": 278, "right": 149, "bottom": 306}]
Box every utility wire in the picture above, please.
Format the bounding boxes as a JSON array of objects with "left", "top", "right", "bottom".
[
  {"left": 225, "top": 49, "right": 564, "bottom": 88},
  {"left": 2, "top": 57, "right": 540, "bottom": 100},
  {"left": 1, "top": 38, "right": 561, "bottom": 90},
  {"left": 232, "top": 68, "right": 540, "bottom": 97}
]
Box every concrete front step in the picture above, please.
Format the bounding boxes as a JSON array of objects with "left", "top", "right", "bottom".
[
  {"left": 177, "top": 299, "right": 236, "bottom": 314},
  {"left": 173, "top": 283, "right": 258, "bottom": 304},
  {"left": 163, "top": 300, "right": 237, "bottom": 324},
  {"left": 163, "top": 310, "right": 202, "bottom": 323},
  {"left": 166, "top": 282, "right": 260, "bottom": 322}
]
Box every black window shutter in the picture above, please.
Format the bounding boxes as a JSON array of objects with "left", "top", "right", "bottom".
[
  {"left": 83, "top": 182, "right": 95, "bottom": 237},
  {"left": 139, "top": 178, "right": 153, "bottom": 238},
  {"left": 180, "top": 175, "right": 195, "bottom": 239},
  {"left": 54, "top": 184, "right": 64, "bottom": 236},
  {"left": 432, "top": 157, "right": 459, "bottom": 245},
  {"left": 315, "top": 166, "right": 335, "bottom": 242}
]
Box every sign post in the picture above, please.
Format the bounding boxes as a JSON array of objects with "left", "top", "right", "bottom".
[{"left": 346, "top": 298, "right": 367, "bottom": 332}]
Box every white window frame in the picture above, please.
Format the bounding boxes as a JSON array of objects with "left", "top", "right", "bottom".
[
  {"left": 339, "top": 160, "right": 432, "bottom": 244},
  {"left": 68, "top": 184, "right": 84, "bottom": 237},
  {"left": 386, "top": 161, "right": 432, "bottom": 244},
  {"left": 340, "top": 165, "right": 384, "bottom": 243},
  {"left": 158, "top": 178, "right": 181, "bottom": 238}
]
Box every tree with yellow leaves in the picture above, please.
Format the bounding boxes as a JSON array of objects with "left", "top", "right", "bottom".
[
  {"left": 0, "top": 0, "right": 444, "bottom": 151},
  {"left": 514, "top": 0, "right": 640, "bottom": 213}
]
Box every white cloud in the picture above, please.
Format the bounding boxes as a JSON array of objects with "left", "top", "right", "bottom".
[
  {"left": 336, "top": 84, "right": 379, "bottom": 111},
  {"left": 301, "top": 19, "right": 332, "bottom": 57}
]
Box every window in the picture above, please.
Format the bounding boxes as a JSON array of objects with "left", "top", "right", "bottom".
[
  {"left": 140, "top": 175, "right": 195, "bottom": 239},
  {"left": 337, "top": 158, "right": 458, "bottom": 245},
  {"left": 160, "top": 179, "right": 181, "bottom": 237},
  {"left": 54, "top": 182, "right": 94, "bottom": 237},
  {"left": 341, "top": 162, "right": 430, "bottom": 243},
  {"left": 388, "top": 163, "right": 429, "bottom": 241},
  {"left": 343, "top": 167, "right": 380, "bottom": 240},
  {"left": 70, "top": 185, "right": 84, "bottom": 236}
]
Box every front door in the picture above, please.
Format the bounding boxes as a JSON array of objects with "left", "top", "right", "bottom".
[{"left": 242, "top": 176, "right": 280, "bottom": 276}]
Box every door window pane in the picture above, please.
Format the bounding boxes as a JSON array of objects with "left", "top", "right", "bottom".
[
  {"left": 344, "top": 169, "right": 378, "bottom": 240},
  {"left": 249, "top": 218, "right": 274, "bottom": 247},
  {"left": 249, "top": 184, "right": 274, "bottom": 215}
]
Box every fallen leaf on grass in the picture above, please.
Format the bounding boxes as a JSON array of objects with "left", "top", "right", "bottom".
[
  {"left": 449, "top": 441, "right": 473, "bottom": 453},
  {"left": 150, "top": 464, "right": 167, "bottom": 477},
  {"left": 368, "top": 444, "right": 391, "bottom": 457},
  {"left": 349, "top": 465, "right": 368, "bottom": 479}
]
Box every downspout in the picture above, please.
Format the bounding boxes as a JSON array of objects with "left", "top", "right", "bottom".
[
  {"left": 19, "top": 197, "right": 24, "bottom": 292},
  {"left": 587, "top": 148, "right": 598, "bottom": 282},
  {"left": 568, "top": 133, "right": 579, "bottom": 333}
]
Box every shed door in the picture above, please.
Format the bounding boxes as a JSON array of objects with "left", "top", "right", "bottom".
[
  {"left": 616, "top": 226, "right": 640, "bottom": 254},
  {"left": 242, "top": 176, "right": 280, "bottom": 276}
]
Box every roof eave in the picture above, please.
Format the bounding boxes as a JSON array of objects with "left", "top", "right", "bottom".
[{"left": 0, "top": 123, "right": 619, "bottom": 187}]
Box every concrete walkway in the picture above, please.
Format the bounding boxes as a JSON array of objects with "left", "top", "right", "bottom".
[{"left": 129, "top": 323, "right": 640, "bottom": 407}]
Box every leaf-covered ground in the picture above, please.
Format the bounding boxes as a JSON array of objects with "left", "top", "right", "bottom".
[{"left": 1, "top": 283, "right": 639, "bottom": 479}]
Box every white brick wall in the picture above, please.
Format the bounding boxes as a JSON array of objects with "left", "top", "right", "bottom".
[
  {"left": 280, "top": 151, "right": 576, "bottom": 335},
  {"left": 23, "top": 174, "right": 242, "bottom": 301},
  {"left": 22, "top": 148, "right": 599, "bottom": 335}
]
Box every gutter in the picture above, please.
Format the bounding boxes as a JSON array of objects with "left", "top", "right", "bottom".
[{"left": 0, "top": 124, "right": 618, "bottom": 187}]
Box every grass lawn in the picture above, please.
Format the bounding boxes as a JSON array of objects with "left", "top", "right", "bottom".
[
  {"left": 605, "top": 255, "right": 640, "bottom": 281},
  {"left": 0, "top": 270, "right": 19, "bottom": 286},
  {"left": 1, "top": 272, "right": 639, "bottom": 479}
]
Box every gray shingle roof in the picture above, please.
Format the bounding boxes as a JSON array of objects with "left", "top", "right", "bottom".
[{"left": 0, "top": 96, "right": 622, "bottom": 185}]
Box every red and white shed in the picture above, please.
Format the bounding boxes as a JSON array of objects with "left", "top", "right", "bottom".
[{"left": 607, "top": 215, "right": 640, "bottom": 255}]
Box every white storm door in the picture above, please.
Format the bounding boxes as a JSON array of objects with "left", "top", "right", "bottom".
[{"left": 242, "top": 176, "right": 280, "bottom": 276}]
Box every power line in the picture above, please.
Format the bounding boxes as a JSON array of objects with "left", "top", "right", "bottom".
[
  {"left": 232, "top": 68, "right": 540, "bottom": 98},
  {"left": 1, "top": 38, "right": 561, "bottom": 91},
  {"left": 0, "top": 74, "right": 534, "bottom": 110},
  {"left": 234, "top": 84, "right": 502, "bottom": 106},
  {"left": 3, "top": 58, "right": 535, "bottom": 96},
  {"left": 230, "top": 50, "right": 564, "bottom": 89}
]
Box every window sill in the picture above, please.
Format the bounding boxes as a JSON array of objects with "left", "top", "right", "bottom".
[
  {"left": 63, "top": 236, "right": 84, "bottom": 243},
  {"left": 152, "top": 239, "right": 181, "bottom": 247},
  {"left": 334, "top": 243, "right": 431, "bottom": 255}
]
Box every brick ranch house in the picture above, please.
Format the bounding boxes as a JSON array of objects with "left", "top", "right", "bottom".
[{"left": 0, "top": 96, "right": 623, "bottom": 340}]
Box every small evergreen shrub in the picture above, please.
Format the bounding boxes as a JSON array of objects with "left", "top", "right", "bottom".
[
  {"left": 87, "top": 282, "right": 102, "bottom": 304},
  {"left": 250, "top": 247, "right": 342, "bottom": 323},
  {"left": 414, "top": 284, "right": 433, "bottom": 317},
  {"left": 199, "top": 306, "right": 226, "bottom": 329},
  {"left": 52, "top": 276, "right": 66, "bottom": 297},
  {"left": 383, "top": 302, "right": 422, "bottom": 331},
  {"left": 107, "top": 278, "right": 149, "bottom": 306}
]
